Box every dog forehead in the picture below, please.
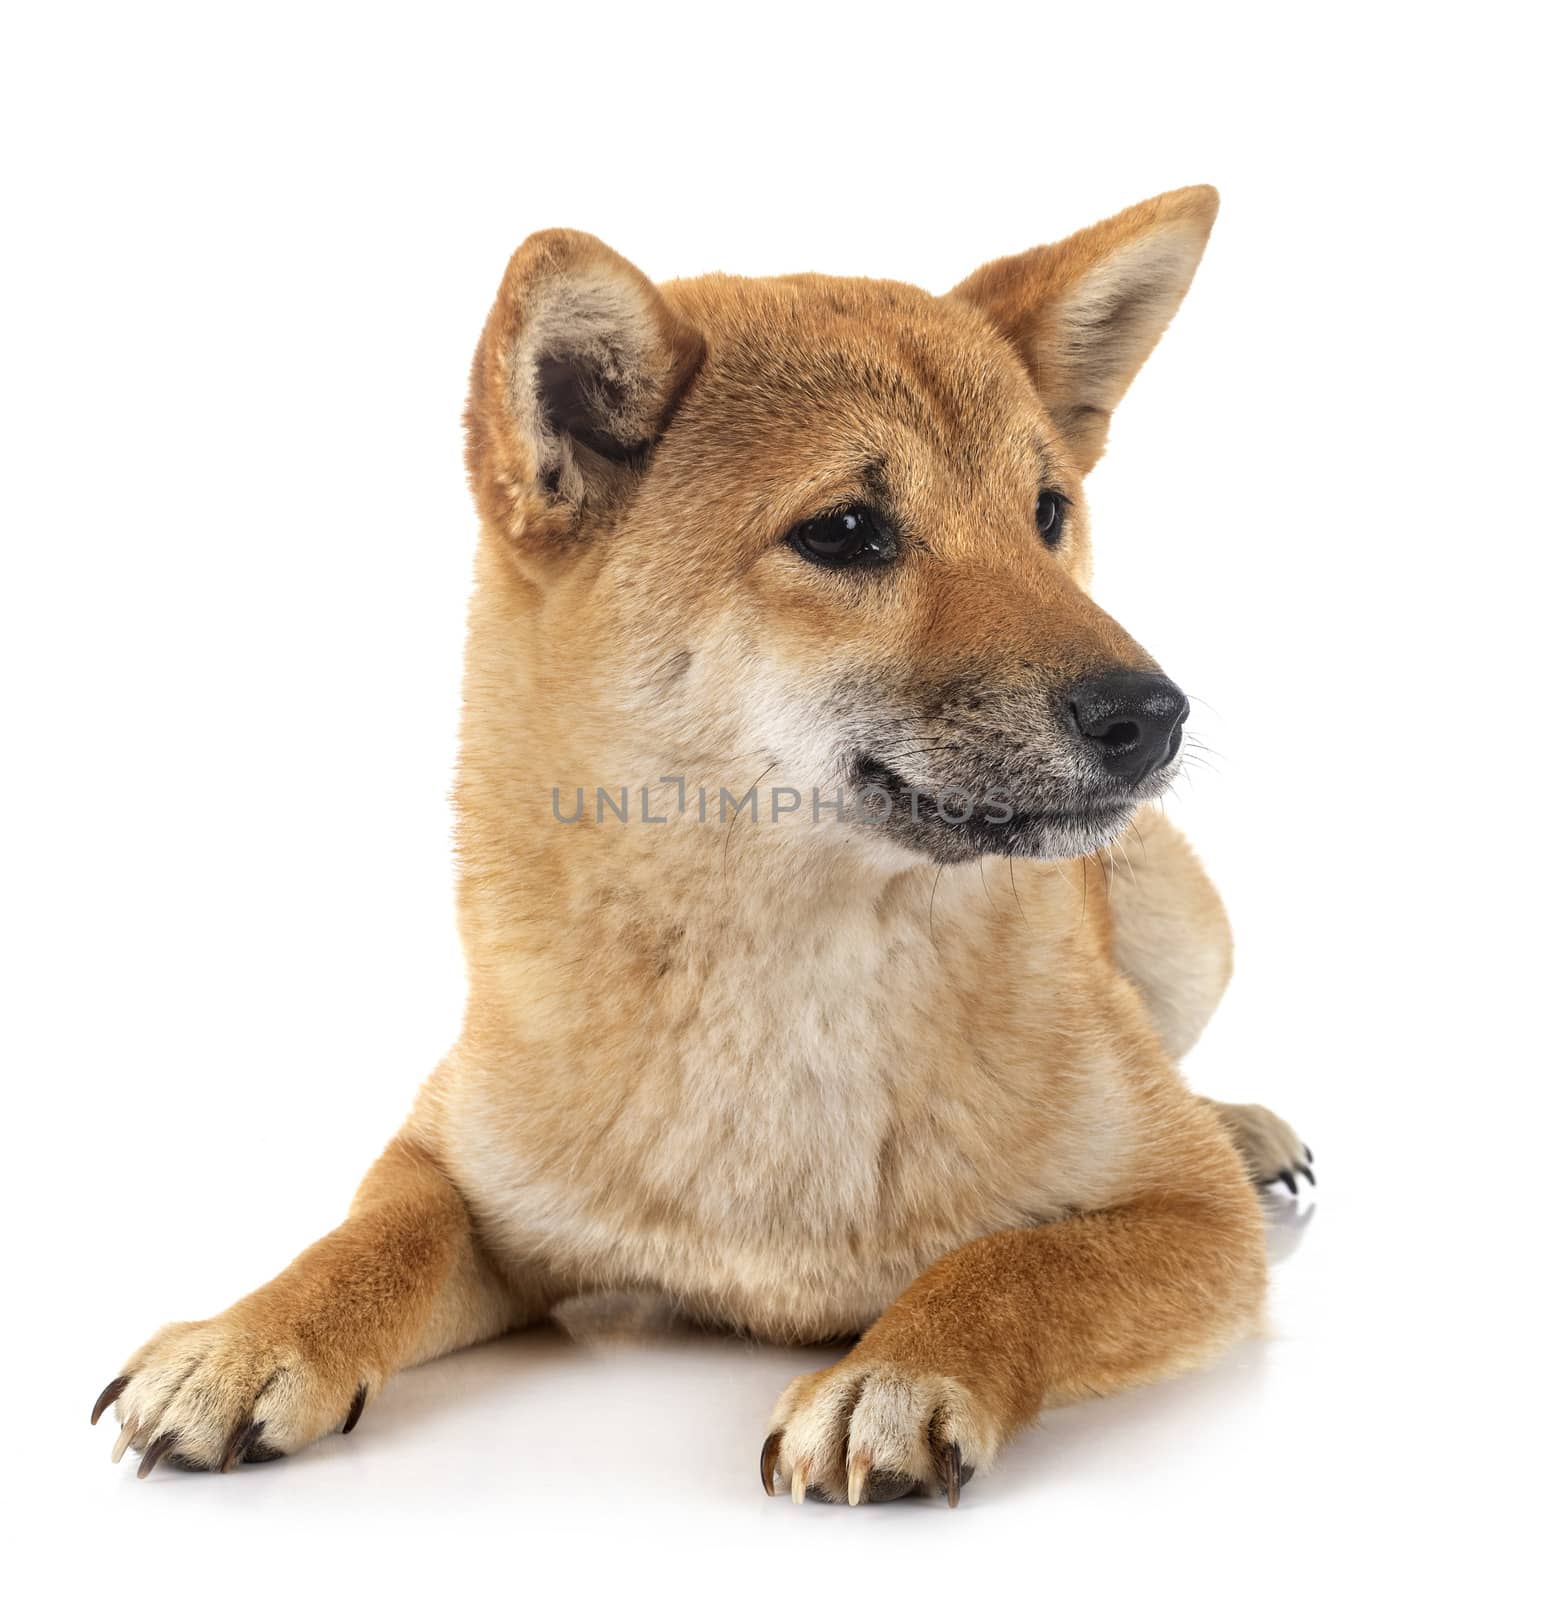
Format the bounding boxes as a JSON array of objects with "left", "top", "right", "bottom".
[{"left": 663, "top": 272, "right": 1038, "bottom": 458}]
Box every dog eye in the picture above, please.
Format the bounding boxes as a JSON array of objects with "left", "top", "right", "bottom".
[
  {"left": 788, "top": 506, "right": 896, "bottom": 568},
  {"left": 1036, "top": 490, "right": 1068, "bottom": 548}
]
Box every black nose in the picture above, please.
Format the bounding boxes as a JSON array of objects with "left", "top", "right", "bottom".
[{"left": 1066, "top": 670, "right": 1189, "bottom": 785}]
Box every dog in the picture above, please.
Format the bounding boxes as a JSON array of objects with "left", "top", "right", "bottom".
[{"left": 92, "top": 186, "right": 1312, "bottom": 1503}]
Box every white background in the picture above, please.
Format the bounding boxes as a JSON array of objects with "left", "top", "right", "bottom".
[{"left": 2, "top": 3, "right": 1551, "bottom": 1595}]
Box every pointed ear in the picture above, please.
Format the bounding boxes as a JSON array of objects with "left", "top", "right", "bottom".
[
  {"left": 951, "top": 186, "right": 1219, "bottom": 473},
  {"left": 464, "top": 229, "right": 705, "bottom": 544}
]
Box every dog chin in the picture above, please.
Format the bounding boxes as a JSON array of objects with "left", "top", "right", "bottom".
[
  {"left": 996, "top": 803, "right": 1139, "bottom": 861},
  {"left": 899, "top": 801, "right": 1139, "bottom": 864},
  {"left": 846, "top": 754, "right": 1165, "bottom": 864}
]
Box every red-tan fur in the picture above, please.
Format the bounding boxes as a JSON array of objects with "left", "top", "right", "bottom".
[{"left": 96, "top": 188, "right": 1308, "bottom": 1502}]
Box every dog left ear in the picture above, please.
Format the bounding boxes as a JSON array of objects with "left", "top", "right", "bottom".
[
  {"left": 951, "top": 186, "right": 1219, "bottom": 473},
  {"left": 465, "top": 229, "right": 705, "bottom": 547}
]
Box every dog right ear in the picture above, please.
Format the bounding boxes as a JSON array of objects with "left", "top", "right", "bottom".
[{"left": 464, "top": 230, "right": 705, "bottom": 546}]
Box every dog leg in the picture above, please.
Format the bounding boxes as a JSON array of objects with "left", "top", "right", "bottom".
[
  {"left": 1106, "top": 816, "right": 1315, "bottom": 1190},
  {"left": 91, "top": 1132, "right": 547, "bottom": 1473},
  {"left": 1104, "top": 807, "right": 1233, "bottom": 1060},
  {"left": 763, "top": 1108, "right": 1265, "bottom": 1505}
]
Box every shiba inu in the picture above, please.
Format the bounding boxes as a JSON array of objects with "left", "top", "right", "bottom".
[{"left": 93, "top": 186, "right": 1312, "bottom": 1504}]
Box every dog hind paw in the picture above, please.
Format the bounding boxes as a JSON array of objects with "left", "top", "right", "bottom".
[{"left": 1212, "top": 1099, "right": 1315, "bottom": 1194}]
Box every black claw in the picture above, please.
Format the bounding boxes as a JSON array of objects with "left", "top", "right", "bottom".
[
  {"left": 341, "top": 1384, "right": 368, "bottom": 1435},
  {"left": 219, "top": 1417, "right": 264, "bottom": 1474},
  {"left": 91, "top": 1376, "right": 130, "bottom": 1427},
  {"left": 1296, "top": 1163, "right": 1316, "bottom": 1187},
  {"left": 1278, "top": 1169, "right": 1298, "bottom": 1195},
  {"left": 935, "top": 1439, "right": 965, "bottom": 1508},
  {"left": 760, "top": 1431, "right": 782, "bottom": 1497},
  {"left": 1303, "top": 1145, "right": 1314, "bottom": 1163},
  {"left": 137, "top": 1431, "right": 177, "bottom": 1480}
]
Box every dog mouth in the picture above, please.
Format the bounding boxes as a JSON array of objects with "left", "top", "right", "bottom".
[{"left": 848, "top": 754, "right": 1146, "bottom": 863}]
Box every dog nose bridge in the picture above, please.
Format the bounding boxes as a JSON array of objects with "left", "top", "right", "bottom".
[
  {"left": 909, "top": 548, "right": 1158, "bottom": 696},
  {"left": 979, "top": 555, "right": 1156, "bottom": 680}
]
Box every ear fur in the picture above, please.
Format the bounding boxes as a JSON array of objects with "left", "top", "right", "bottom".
[
  {"left": 465, "top": 229, "right": 705, "bottom": 544},
  {"left": 951, "top": 186, "right": 1219, "bottom": 472}
]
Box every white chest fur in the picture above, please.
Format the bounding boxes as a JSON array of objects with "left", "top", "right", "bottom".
[{"left": 441, "top": 853, "right": 1137, "bottom": 1338}]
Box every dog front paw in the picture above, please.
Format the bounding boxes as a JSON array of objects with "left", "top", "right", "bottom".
[
  {"left": 761, "top": 1359, "right": 995, "bottom": 1506},
  {"left": 90, "top": 1313, "right": 373, "bottom": 1475}
]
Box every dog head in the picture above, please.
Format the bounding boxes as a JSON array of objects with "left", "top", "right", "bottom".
[{"left": 465, "top": 188, "right": 1217, "bottom": 863}]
